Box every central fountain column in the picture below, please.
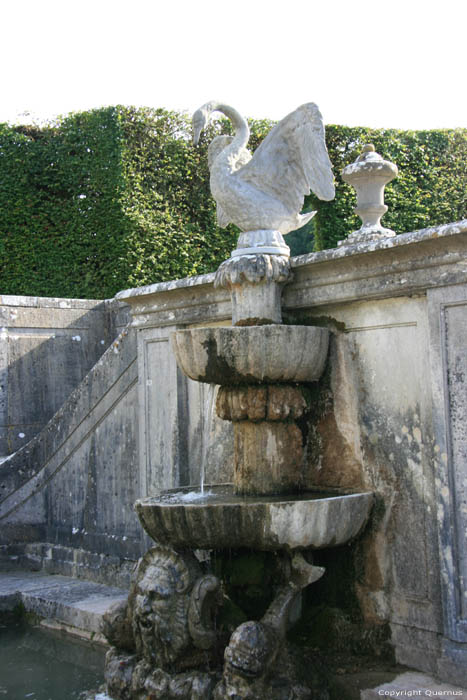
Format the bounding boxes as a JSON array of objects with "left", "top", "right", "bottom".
[
  {"left": 216, "top": 383, "right": 308, "bottom": 495},
  {"left": 171, "top": 233, "right": 330, "bottom": 496},
  {"left": 216, "top": 236, "right": 324, "bottom": 496}
]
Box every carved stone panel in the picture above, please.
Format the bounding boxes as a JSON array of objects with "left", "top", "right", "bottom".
[
  {"left": 139, "top": 329, "right": 180, "bottom": 496},
  {"left": 428, "top": 285, "right": 467, "bottom": 643}
]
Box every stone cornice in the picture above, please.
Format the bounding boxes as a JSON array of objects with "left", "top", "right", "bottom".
[
  {"left": 287, "top": 219, "right": 467, "bottom": 310},
  {"left": 117, "top": 220, "right": 467, "bottom": 327}
]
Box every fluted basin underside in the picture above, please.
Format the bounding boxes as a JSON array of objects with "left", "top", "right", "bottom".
[
  {"left": 135, "top": 486, "right": 373, "bottom": 551},
  {"left": 171, "top": 325, "right": 329, "bottom": 385}
]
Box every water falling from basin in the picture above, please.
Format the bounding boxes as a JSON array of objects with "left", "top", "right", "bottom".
[{"left": 199, "top": 383, "right": 217, "bottom": 494}]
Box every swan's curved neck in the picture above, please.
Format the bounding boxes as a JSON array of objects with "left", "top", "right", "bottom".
[{"left": 206, "top": 102, "right": 249, "bottom": 166}]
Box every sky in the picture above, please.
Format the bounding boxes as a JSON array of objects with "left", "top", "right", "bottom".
[{"left": 1, "top": 0, "right": 466, "bottom": 130}]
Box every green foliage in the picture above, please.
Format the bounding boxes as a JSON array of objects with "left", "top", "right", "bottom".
[
  {"left": 0, "top": 108, "right": 126, "bottom": 298},
  {"left": 116, "top": 106, "right": 240, "bottom": 291},
  {"left": 0, "top": 107, "right": 465, "bottom": 299},
  {"left": 0, "top": 106, "right": 240, "bottom": 298}
]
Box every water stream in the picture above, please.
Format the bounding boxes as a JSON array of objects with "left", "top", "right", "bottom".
[{"left": 199, "top": 383, "right": 216, "bottom": 494}]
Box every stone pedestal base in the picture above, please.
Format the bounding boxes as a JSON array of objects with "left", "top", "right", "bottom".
[
  {"left": 230, "top": 281, "right": 284, "bottom": 325},
  {"left": 102, "top": 546, "right": 326, "bottom": 700}
]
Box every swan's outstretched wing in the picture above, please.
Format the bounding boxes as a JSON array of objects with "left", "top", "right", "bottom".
[{"left": 236, "top": 103, "right": 335, "bottom": 215}]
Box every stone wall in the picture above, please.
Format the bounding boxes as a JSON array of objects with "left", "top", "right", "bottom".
[
  {"left": 1, "top": 220, "right": 466, "bottom": 683},
  {"left": 0, "top": 295, "right": 128, "bottom": 456},
  {"left": 0, "top": 317, "right": 146, "bottom": 581},
  {"left": 117, "top": 219, "right": 467, "bottom": 685}
]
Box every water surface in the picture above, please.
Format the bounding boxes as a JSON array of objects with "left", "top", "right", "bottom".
[
  {"left": 0, "top": 620, "right": 105, "bottom": 699},
  {"left": 149, "top": 484, "right": 354, "bottom": 506}
]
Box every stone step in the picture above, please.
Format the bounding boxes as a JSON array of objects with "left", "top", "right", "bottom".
[
  {"left": 0, "top": 571, "right": 128, "bottom": 642},
  {"left": 0, "top": 542, "right": 137, "bottom": 588}
]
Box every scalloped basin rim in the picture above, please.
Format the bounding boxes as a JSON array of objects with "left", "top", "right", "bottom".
[
  {"left": 135, "top": 486, "right": 374, "bottom": 551},
  {"left": 171, "top": 325, "right": 330, "bottom": 385}
]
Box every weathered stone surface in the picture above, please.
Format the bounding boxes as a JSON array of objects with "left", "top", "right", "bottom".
[
  {"left": 0, "top": 542, "right": 137, "bottom": 588},
  {"left": 105, "top": 652, "right": 217, "bottom": 700},
  {"left": 230, "top": 280, "right": 285, "bottom": 326},
  {"left": 215, "top": 253, "right": 291, "bottom": 288},
  {"left": 103, "top": 545, "right": 328, "bottom": 699},
  {"left": 215, "top": 385, "right": 310, "bottom": 496},
  {"left": 217, "top": 386, "right": 267, "bottom": 422},
  {"left": 185, "top": 380, "right": 234, "bottom": 488},
  {"left": 233, "top": 420, "right": 304, "bottom": 495},
  {"left": 0, "top": 296, "right": 128, "bottom": 455},
  {"left": 266, "top": 385, "right": 307, "bottom": 421},
  {"left": 119, "top": 222, "right": 467, "bottom": 684},
  {"left": 192, "top": 101, "right": 334, "bottom": 236},
  {"left": 0, "top": 570, "right": 127, "bottom": 638},
  {"left": 133, "top": 323, "right": 234, "bottom": 497},
  {"left": 305, "top": 334, "right": 365, "bottom": 492},
  {"left": 102, "top": 546, "right": 223, "bottom": 698},
  {"left": 117, "top": 221, "right": 467, "bottom": 325},
  {"left": 216, "top": 385, "right": 306, "bottom": 423},
  {"left": 214, "top": 254, "right": 292, "bottom": 325},
  {"left": 213, "top": 555, "right": 325, "bottom": 698},
  {"left": 122, "top": 547, "right": 221, "bottom": 669},
  {"left": 104, "top": 648, "right": 137, "bottom": 699},
  {"left": 0, "top": 323, "right": 144, "bottom": 562},
  {"left": 171, "top": 325, "right": 329, "bottom": 385},
  {"left": 427, "top": 284, "right": 467, "bottom": 682},
  {"left": 135, "top": 486, "right": 373, "bottom": 551},
  {"left": 101, "top": 599, "right": 134, "bottom": 651},
  {"left": 130, "top": 547, "right": 196, "bottom": 667},
  {"left": 2, "top": 218, "right": 467, "bottom": 688}
]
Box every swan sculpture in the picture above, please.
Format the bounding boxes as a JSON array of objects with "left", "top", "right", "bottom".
[{"left": 192, "top": 101, "right": 335, "bottom": 236}]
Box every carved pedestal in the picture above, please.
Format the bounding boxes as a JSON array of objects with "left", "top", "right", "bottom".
[
  {"left": 102, "top": 546, "right": 326, "bottom": 700},
  {"left": 217, "top": 385, "right": 309, "bottom": 495},
  {"left": 214, "top": 251, "right": 291, "bottom": 326}
]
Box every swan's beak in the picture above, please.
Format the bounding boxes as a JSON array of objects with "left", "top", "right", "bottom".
[
  {"left": 192, "top": 108, "right": 208, "bottom": 146},
  {"left": 193, "top": 124, "right": 202, "bottom": 146}
]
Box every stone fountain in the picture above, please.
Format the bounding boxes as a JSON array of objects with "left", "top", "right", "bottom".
[{"left": 102, "top": 102, "right": 373, "bottom": 699}]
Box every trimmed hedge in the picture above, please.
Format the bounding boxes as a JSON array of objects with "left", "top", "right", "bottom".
[
  {"left": 0, "top": 107, "right": 239, "bottom": 299},
  {"left": 0, "top": 107, "right": 465, "bottom": 299}
]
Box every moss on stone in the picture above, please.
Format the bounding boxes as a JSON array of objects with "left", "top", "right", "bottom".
[{"left": 212, "top": 549, "right": 282, "bottom": 620}]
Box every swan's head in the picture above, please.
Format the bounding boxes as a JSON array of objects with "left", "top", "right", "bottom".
[{"left": 192, "top": 105, "right": 212, "bottom": 145}]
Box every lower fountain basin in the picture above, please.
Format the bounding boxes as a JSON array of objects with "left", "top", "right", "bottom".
[
  {"left": 135, "top": 485, "right": 373, "bottom": 551},
  {"left": 171, "top": 325, "right": 329, "bottom": 385}
]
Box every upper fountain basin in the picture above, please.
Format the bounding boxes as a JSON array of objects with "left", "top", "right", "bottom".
[
  {"left": 171, "top": 325, "right": 329, "bottom": 385},
  {"left": 135, "top": 486, "right": 373, "bottom": 551}
]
